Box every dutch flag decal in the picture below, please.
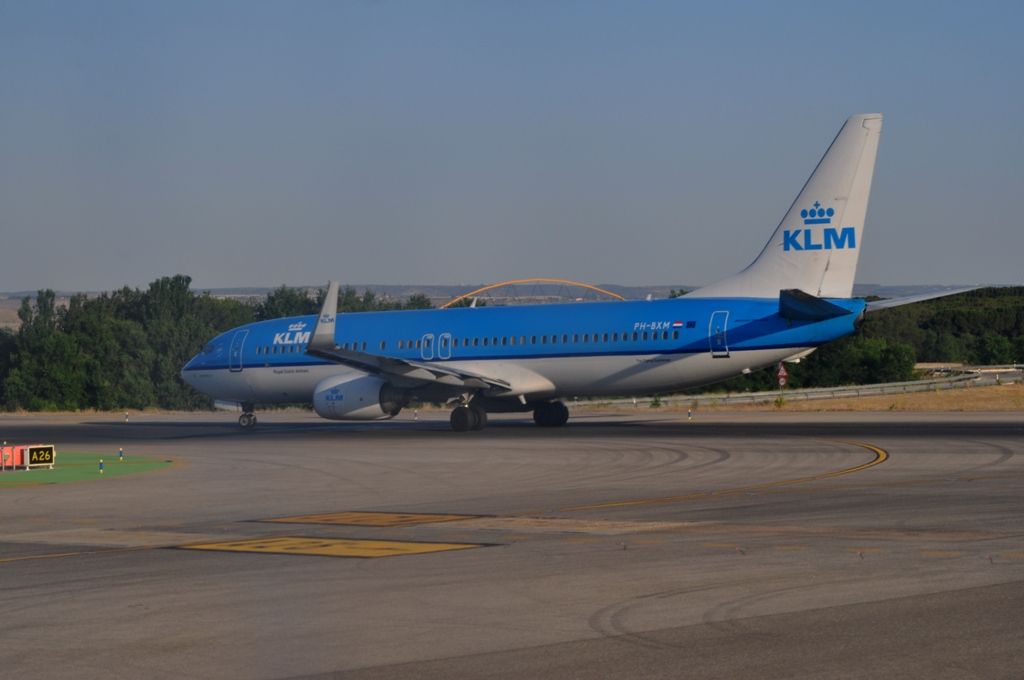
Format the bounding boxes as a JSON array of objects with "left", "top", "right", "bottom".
[{"left": 672, "top": 321, "right": 683, "bottom": 328}]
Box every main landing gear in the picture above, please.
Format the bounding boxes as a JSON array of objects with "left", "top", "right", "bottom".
[
  {"left": 448, "top": 400, "right": 570, "bottom": 432},
  {"left": 239, "top": 403, "right": 257, "bottom": 429},
  {"left": 533, "top": 401, "right": 569, "bottom": 427},
  {"left": 450, "top": 403, "right": 487, "bottom": 432}
]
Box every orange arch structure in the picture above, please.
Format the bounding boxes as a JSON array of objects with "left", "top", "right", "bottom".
[{"left": 440, "top": 278, "right": 626, "bottom": 309}]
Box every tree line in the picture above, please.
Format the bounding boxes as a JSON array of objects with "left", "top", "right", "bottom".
[{"left": 0, "top": 278, "right": 1020, "bottom": 410}]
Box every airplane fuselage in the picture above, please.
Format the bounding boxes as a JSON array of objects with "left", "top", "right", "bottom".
[{"left": 182, "top": 296, "right": 864, "bottom": 407}]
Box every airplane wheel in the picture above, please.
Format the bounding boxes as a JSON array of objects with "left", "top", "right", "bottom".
[
  {"left": 450, "top": 406, "right": 477, "bottom": 432},
  {"left": 239, "top": 412, "right": 257, "bottom": 428},
  {"left": 552, "top": 401, "right": 569, "bottom": 426},
  {"left": 533, "top": 401, "right": 569, "bottom": 427},
  {"left": 469, "top": 405, "right": 487, "bottom": 431},
  {"left": 532, "top": 406, "right": 547, "bottom": 426}
]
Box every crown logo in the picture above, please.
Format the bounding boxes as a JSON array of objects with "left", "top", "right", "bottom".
[{"left": 800, "top": 201, "right": 834, "bottom": 225}]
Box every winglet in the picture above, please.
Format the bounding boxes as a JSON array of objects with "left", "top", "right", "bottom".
[{"left": 308, "top": 280, "right": 339, "bottom": 352}]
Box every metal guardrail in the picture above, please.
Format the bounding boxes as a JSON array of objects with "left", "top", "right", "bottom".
[{"left": 588, "top": 370, "right": 998, "bottom": 408}]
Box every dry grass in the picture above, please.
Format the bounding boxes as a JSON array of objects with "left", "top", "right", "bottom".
[{"left": 0, "top": 306, "right": 20, "bottom": 331}]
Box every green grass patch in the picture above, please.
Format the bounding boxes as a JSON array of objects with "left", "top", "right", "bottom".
[{"left": 0, "top": 451, "right": 172, "bottom": 488}]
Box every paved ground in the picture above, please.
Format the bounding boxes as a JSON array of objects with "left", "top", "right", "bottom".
[{"left": 1, "top": 410, "right": 1022, "bottom": 679}]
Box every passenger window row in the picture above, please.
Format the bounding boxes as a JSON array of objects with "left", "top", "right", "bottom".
[
  {"left": 255, "top": 344, "right": 307, "bottom": 355},
  {"left": 254, "top": 323, "right": 697, "bottom": 358},
  {"left": 389, "top": 329, "right": 685, "bottom": 350}
]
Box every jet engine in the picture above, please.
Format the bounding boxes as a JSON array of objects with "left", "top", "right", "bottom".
[{"left": 312, "top": 374, "right": 405, "bottom": 420}]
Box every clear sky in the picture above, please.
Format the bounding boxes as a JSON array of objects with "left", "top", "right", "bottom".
[{"left": 2, "top": 0, "right": 1022, "bottom": 291}]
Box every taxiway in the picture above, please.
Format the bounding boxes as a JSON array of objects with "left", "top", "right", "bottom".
[{"left": 1, "top": 411, "right": 1022, "bottom": 679}]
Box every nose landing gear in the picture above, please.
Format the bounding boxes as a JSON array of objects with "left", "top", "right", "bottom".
[{"left": 239, "top": 403, "right": 257, "bottom": 428}]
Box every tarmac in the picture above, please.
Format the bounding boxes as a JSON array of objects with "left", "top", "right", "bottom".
[{"left": 1, "top": 410, "right": 1022, "bottom": 679}]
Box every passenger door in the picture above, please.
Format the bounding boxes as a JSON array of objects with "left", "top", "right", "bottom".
[
  {"left": 709, "top": 311, "right": 729, "bottom": 358},
  {"left": 420, "top": 333, "right": 435, "bottom": 360},
  {"left": 229, "top": 329, "right": 249, "bottom": 372},
  {"left": 438, "top": 332, "right": 452, "bottom": 360}
]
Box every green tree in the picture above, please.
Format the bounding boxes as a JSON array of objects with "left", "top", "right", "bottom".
[
  {"left": 255, "top": 285, "right": 321, "bottom": 320},
  {"left": 4, "top": 323, "right": 90, "bottom": 410},
  {"left": 403, "top": 293, "right": 434, "bottom": 310},
  {"left": 0, "top": 330, "right": 15, "bottom": 384},
  {"left": 972, "top": 333, "right": 1015, "bottom": 365},
  {"left": 141, "top": 276, "right": 253, "bottom": 409},
  {"left": 1, "top": 277, "right": 254, "bottom": 411}
]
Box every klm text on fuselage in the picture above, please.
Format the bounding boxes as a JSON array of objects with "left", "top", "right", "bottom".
[{"left": 274, "top": 331, "right": 311, "bottom": 345}]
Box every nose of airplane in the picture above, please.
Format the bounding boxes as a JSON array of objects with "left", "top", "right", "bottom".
[
  {"left": 181, "top": 343, "right": 213, "bottom": 383},
  {"left": 181, "top": 338, "right": 226, "bottom": 390},
  {"left": 180, "top": 356, "right": 199, "bottom": 387}
]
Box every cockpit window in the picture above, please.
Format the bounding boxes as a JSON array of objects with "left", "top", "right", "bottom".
[{"left": 203, "top": 343, "right": 215, "bottom": 354}]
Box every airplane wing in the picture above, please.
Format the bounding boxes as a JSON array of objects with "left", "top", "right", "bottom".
[
  {"left": 864, "top": 286, "right": 980, "bottom": 313},
  {"left": 305, "top": 281, "right": 511, "bottom": 391}
]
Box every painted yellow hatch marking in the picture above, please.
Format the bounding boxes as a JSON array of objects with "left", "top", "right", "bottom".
[
  {"left": 262, "top": 511, "right": 478, "bottom": 527},
  {"left": 563, "top": 440, "right": 889, "bottom": 512},
  {"left": 180, "top": 536, "right": 485, "bottom": 558}
]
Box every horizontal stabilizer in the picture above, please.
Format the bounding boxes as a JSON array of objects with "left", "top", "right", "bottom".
[
  {"left": 865, "top": 286, "right": 980, "bottom": 313},
  {"left": 779, "top": 289, "right": 853, "bottom": 321}
]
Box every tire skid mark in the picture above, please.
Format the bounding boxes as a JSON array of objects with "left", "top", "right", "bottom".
[
  {"left": 587, "top": 579, "right": 765, "bottom": 649},
  {"left": 699, "top": 575, "right": 874, "bottom": 638},
  {"left": 959, "top": 439, "right": 1021, "bottom": 473},
  {"left": 562, "top": 440, "right": 889, "bottom": 512}
]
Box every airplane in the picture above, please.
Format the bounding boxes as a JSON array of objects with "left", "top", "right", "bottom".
[{"left": 181, "top": 113, "right": 963, "bottom": 431}]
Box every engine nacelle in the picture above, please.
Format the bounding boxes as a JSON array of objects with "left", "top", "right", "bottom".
[{"left": 312, "top": 374, "right": 404, "bottom": 420}]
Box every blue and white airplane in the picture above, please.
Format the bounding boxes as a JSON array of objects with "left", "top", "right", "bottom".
[{"left": 182, "top": 113, "right": 952, "bottom": 431}]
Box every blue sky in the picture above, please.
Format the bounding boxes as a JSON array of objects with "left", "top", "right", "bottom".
[{"left": 1, "top": 1, "right": 1021, "bottom": 291}]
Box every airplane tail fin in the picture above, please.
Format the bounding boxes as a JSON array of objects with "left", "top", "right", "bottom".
[{"left": 689, "top": 113, "right": 883, "bottom": 299}]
